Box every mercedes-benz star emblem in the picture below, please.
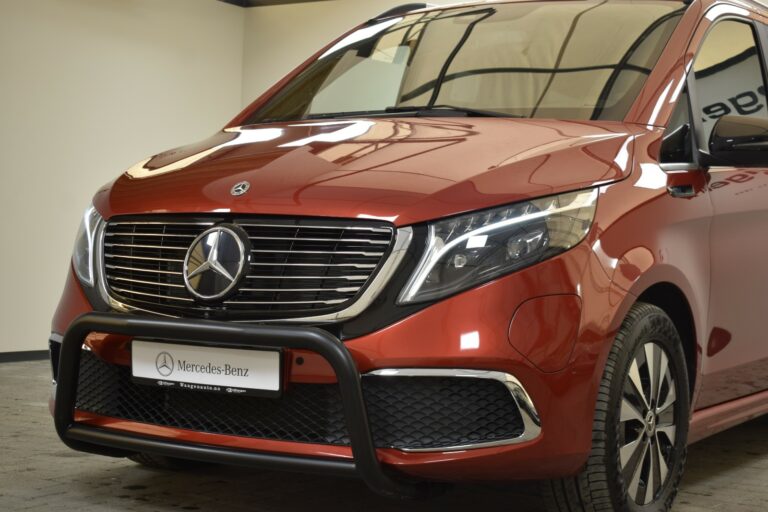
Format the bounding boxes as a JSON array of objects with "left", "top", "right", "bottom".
[
  {"left": 183, "top": 225, "right": 250, "bottom": 300},
  {"left": 231, "top": 181, "right": 251, "bottom": 196},
  {"left": 155, "top": 352, "right": 174, "bottom": 377}
]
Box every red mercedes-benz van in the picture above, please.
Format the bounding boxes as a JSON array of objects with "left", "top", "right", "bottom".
[{"left": 51, "top": 1, "right": 768, "bottom": 510}]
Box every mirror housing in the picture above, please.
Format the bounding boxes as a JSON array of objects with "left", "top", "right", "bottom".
[{"left": 704, "top": 115, "right": 768, "bottom": 167}]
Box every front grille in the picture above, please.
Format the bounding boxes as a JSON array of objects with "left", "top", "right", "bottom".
[
  {"left": 102, "top": 217, "right": 394, "bottom": 320},
  {"left": 76, "top": 351, "right": 525, "bottom": 450}
]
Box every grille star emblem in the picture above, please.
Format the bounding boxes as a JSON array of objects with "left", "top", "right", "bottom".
[{"left": 183, "top": 225, "right": 250, "bottom": 300}]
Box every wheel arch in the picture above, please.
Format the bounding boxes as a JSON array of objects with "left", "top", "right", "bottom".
[
  {"left": 608, "top": 261, "right": 705, "bottom": 402},
  {"left": 635, "top": 282, "right": 698, "bottom": 399}
]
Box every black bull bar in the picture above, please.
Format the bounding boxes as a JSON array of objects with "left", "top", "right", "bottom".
[{"left": 54, "top": 312, "right": 435, "bottom": 498}]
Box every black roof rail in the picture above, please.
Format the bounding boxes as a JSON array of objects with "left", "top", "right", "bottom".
[{"left": 371, "top": 3, "right": 431, "bottom": 21}]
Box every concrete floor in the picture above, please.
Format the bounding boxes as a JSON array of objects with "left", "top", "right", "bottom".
[{"left": 1, "top": 360, "right": 766, "bottom": 512}]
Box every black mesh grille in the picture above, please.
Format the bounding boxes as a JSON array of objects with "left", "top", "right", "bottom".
[
  {"left": 75, "top": 351, "right": 525, "bottom": 450},
  {"left": 103, "top": 217, "right": 394, "bottom": 320}
]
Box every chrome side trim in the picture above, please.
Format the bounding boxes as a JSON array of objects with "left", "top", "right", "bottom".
[
  {"left": 97, "top": 226, "right": 414, "bottom": 324},
  {"left": 366, "top": 368, "right": 542, "bottom": 453}
]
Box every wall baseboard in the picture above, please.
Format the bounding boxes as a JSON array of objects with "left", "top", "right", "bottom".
[{"left": 0, "top": 350, "right": 48, "bottom": 363}]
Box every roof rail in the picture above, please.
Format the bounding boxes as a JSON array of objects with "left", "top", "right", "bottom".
[{"left": 372, "top": 3, "right": 431, "bottom": 20}]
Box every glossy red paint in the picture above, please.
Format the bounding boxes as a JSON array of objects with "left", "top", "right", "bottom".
[
  {"left": 508, "top": 295, "right": 582, "bottom": 373},
  {"left": 96, "top": 119, "right": 641, "bottom": 227},
  {"left": 73, "top": 410, "right": 586, "bottom": 481},
  {"left": 51, "top": 265, "right": 92, "bottom": 335},
  {"left": 50, "top": 0, "right": 768, "bottom": 486}
]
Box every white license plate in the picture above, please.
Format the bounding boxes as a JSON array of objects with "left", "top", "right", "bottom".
[{"left": 131, "top": 340, "right": 281, "bottom": 396}]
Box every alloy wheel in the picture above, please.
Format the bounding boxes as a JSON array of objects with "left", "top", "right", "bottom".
[{"left": 619, "top": 342, "right": 678, "bottom": 506}]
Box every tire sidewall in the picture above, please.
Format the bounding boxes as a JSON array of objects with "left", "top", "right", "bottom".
[{"left": 605, "top": 307, "right": 691, "bottom": 512}]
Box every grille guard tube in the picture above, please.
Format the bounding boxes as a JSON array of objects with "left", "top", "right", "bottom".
[{"left": 54, "top": 312, "right": 433, "bottom": 498}]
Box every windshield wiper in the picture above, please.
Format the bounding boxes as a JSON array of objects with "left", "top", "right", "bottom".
[
  {"left": 384, "top": 104, "right": 521, "bottom": 118},
  {"left": 299, "top": 105, "right": 522, "bottom": 121}
]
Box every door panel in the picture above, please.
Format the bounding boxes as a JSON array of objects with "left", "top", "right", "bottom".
[{"left": 693, "top": 20, "right": 768, "bottom": 408}]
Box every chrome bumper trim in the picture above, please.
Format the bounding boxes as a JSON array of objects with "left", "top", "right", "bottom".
[{"left": 366, "top": 368, "right": 542, "bottom": 453}]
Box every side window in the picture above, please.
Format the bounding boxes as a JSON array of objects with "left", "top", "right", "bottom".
[
  {"left": 660, "top": 88, "right": 693, "bottom": 163},
  {"left": 693, "top": 20, "right": 768, "bottom": 147}
]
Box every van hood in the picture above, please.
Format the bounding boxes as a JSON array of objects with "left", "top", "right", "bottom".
[{"left": 95, "top": 118, "right": 643, "bottom": 227}]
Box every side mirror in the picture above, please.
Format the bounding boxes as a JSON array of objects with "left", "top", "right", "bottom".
[{"left": 706, "top": 115, "right": 768, "bottom": 167}]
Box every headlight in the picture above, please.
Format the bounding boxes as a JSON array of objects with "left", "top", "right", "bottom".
[
  {"left": 398, "top": 189, "right": 598, "bottom": 304},
  {"left": 72, "top": 205, "right": 103, "bottom": 287}
]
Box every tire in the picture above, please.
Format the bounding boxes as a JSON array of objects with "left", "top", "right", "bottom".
[
  {"left": 543, "top": 302, "right": 690, "bottom": 512},
  {"left": 128, "top": 453, "right": 210, "bottom": 471}
]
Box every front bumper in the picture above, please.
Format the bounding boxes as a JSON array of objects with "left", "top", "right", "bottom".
[
  {"left": 53, "top": 240, "right": 621, "bottom": 486},
  {"left": 54, "top": 312, "right": 540, "bottom": 497}
]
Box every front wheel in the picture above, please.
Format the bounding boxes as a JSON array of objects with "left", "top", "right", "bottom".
[{"left": 543, "top": 302, "right": 690, "bottom": 512}]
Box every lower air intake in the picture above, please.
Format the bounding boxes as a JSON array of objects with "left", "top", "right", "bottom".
[{"left": 75, "top": 351, "right": 525, "bottom": 451}]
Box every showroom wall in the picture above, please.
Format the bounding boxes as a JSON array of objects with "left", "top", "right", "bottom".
[{"left": 0, "top": 0, "right": 244, "bottom": 354}]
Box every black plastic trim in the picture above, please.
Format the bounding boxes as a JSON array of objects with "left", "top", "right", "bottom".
[
  {"left": 54, "top": 312, "right": 426, "bottom": 498},
  {"left": 339, "top": 225, "right": 429, "bottom": 339},
  {"left": 0, "top": 350, "right": 48, "bottom": 363},
  {"left": 66, "top": 425, "right": 357, "bottom": 477}
]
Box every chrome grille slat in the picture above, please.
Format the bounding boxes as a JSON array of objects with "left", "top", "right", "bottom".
[
  {"left": 106, "top": 232, "right": 197, "bottom": 238},
  {"left": 109, "top": 221, "right": 215, "bottom": 226},
  {"left": 245, "top": 275, "right": 368, "bottom": 281},
  {"left": 111, "top": 287, "right": 194, "bottom": 302},
  {"left": 250, "top": 262, "right": 376, "bottom": 269},
  {"left": 224, "top": 299, "right": 348, "bottom": 306},
  {"left": 251, "top": 249, "right": 384, "bottom": 256},
  {"left": 104, "top": 253, "right": 185, "bottom": 263},
  {"left": 109, "top": 276, "right": 186, "bottom": 288},
  {"left": 105, "top": 243, "right": 188, "bottom": 251},
  {"left": 240, "top": 287, "right": 362, "bottom": 293},
  {"left": 247, "top": 236, "right": 389, "bottom": 245},
  {"left": 102, "top": 217, "right": 395, "bottom": 319},
  {"left": 105, "top": 264, "right": 182, "bottom": 276},
  {"left": 238, "top": 223, "right": 391, "bottom": 233}
]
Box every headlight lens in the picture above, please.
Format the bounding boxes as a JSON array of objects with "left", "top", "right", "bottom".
[
  {"left": 73, "top": 205, "right": 103, "bottom": 287},
  {"left": 398, "top": 189, "right": 598, "bottom": 304}
]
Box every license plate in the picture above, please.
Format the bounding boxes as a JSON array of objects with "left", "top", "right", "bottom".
[{"left": 131, "top": 340, "right": 281, "bottom": 396}]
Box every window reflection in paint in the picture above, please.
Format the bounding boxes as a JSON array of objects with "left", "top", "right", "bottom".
[
  {"left": 460, "top": 331, "right": 480, "bottom": 350},
  {"left": 126, "top": 127, "right": 284, "bottom": 179}
]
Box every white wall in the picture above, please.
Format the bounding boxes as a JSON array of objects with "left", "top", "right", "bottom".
[
  {"left": 241, "top": 0, "right": 450, "bottom": 105},
  {"left": 0, "top": 0, "right": 244, "bottom": 353}
]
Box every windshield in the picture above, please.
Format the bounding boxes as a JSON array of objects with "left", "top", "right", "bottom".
[{"left": 244, "top": 1, "right": 684, "bottom": 124}]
